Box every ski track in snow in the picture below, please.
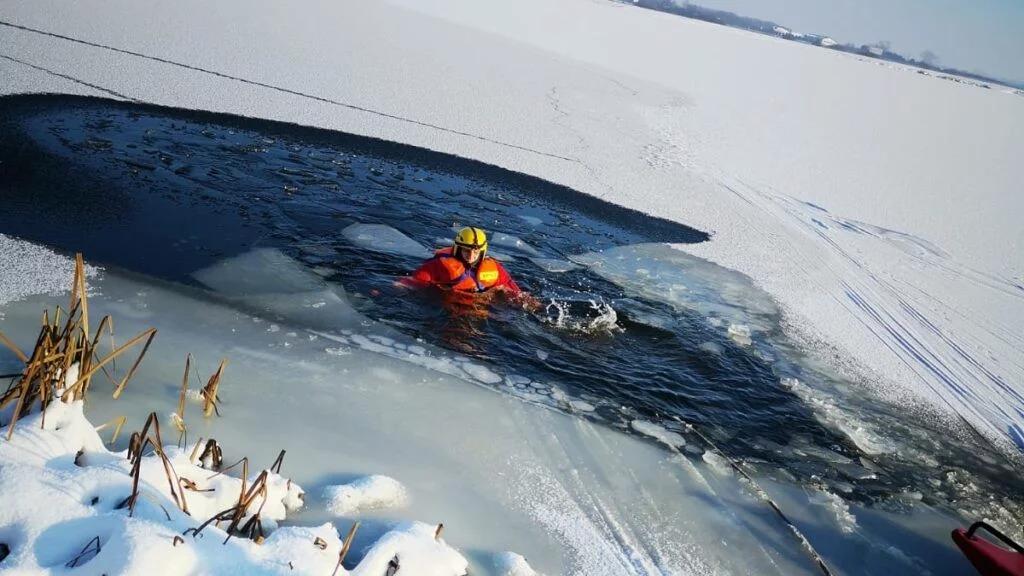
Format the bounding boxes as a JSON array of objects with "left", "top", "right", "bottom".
[{"left": 707, "top": 178, "right": 1024, "bottom": 452}]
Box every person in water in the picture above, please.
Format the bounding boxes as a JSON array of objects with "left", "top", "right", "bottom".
[{"left": 403, "top": 226, "right": 523, "bottom": 296}]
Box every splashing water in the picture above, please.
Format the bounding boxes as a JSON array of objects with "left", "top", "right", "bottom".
[{"left": 542, "top": 298, "right": 621, "bottom": 334}]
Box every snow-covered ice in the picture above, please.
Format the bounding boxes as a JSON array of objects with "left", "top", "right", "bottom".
[
  {"left": 493, "top": 552, "right": 541, "bottom": 576},
  {"left": 0, "top": 234, "right": 99, "bottom": 307},
  {"left": 1, "top": 0, "right": 1021, "bottom": 450}
]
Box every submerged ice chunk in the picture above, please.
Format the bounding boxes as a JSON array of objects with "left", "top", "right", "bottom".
[
  {"left": 727, "top": 323, "right": 752, "bottom": 346},
  {"left": 630, "top": 420, "right": 686, "bottom": 448},
  {"left": 699, "top": 341, "right": 724, "bottom": 355},
  {"left": 490, "top": 234, "right": 539, "bottom": 256},
  {"left": 529, "top": 258, "right": 578, "bottom": 273},
  {"left": 343, "top": 223, "right": 431, "bottom": 258},
  {"left": 782, "top": 378, "right": 897, "bottom": 455},
  {"left": 568, "top": 399, "right": 596, "bottom": 412},
  {"left": 194, "top": 247, "right": 324, "bottom": 295},
  {"left": 462, "top": 363, "right": 503, "bottom": 384},
  {"left": 192, "top": 248, "right": 365, "bottom": 330},
  {"left": 487, "top": 250, "right": 516, "bottom": 261},
  {"left": 323, "top": 475, "right": 409, "bottom": 516},
  {"left": 701, "top": 450, "right": 733, "bottom": 476}
]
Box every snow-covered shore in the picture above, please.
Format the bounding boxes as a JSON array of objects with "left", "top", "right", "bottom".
[
  {"left": 2, "top": 0, "right": 1020, "bottom": 450},
  {"left": 0, "top": 400, "right": 470, "bottom": 575}
]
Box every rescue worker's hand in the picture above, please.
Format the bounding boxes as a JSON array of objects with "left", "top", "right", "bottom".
[{"left": 514, "top": 292, "right": 543, "bottom": 313}]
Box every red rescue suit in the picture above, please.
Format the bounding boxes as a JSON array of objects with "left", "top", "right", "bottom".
[{"left": 407, "top": 247, "right": 522, "bottom": 295}]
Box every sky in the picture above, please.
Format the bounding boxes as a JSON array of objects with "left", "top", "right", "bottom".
[{"left": 689, "top": 0, "right": 1024, "bottom": 83}]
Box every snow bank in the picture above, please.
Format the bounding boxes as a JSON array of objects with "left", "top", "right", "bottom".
[
  {"left": 0, "top": 400, "right": 468, "bottom": 575},
  {"left": 324, "top": 475, "right": 409, "bottom": 516},
  {"left": 0, "top": 400, "right": 305, "bottom": 574},
  {"left": 493, "top": 552, "right": 541, "bottom": 576},
  {"left": 355, "top": 521, "right": 467, "bottom": 576}
]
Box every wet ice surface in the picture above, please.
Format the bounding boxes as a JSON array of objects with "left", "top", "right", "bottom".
[
  {"left": 1, "top": 264, "right": 820, "bottom": 575},
  {"left": 0, "top": 96, "right": 1021, "bottom": 574}
]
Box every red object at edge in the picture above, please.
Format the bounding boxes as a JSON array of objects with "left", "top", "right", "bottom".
[{"left": 953, "top": 528, "right": 1024, "bottom": 576}]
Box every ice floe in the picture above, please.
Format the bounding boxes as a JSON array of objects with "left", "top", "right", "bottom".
[
  {"left": 630, "top": 419, "right": 686, "bottom": 448},
  {"left": 343, "top": 223, "right": 431, "bottom": 259}
]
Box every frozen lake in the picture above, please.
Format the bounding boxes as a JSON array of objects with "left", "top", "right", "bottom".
[{"left": 1, "top": 95, "right": 1020, "bottom": 574}]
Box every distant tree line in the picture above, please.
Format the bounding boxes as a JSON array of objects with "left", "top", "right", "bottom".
[{"left": 627, "top": 0, "right": 1023, "bottom": 90}]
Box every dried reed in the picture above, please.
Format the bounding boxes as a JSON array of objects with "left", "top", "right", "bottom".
[
  {"left": 201, "top": 359, "right": 228, "bottom": 417},
  {"left": 0, "top": 253, "right": 298, "bottom": 549},
  {"left": 173, "top": 354, "right": 191, "bottom": 447},
  {"left": 65, "top": 536, "right": 101, "bottom": 568},
  {"left": 119, "top": 412, "right": 190, "bottom": 517},
  {"left": 333, "top": 521, "right": 361, "bottom": 576},
  {"left": 0, "top": 253, "right": 156, "bottom": 439}
]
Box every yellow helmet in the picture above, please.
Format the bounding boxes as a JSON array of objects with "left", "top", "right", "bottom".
[{"left": 454, "top": 226, "right": 488, "bottom": 251}]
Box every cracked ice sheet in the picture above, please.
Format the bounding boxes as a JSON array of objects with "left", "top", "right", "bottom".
[{"left": 1, "top": 264, "right": 818, "bottom": 576}]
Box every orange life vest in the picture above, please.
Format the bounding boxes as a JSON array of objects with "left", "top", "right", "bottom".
[{"left": 430, "top": 247, "right": 504, "bottom": 292}]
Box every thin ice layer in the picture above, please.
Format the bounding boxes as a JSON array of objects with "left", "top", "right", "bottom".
[{"left": 2, "top": 257, "right": 836, "bottom": 576}]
